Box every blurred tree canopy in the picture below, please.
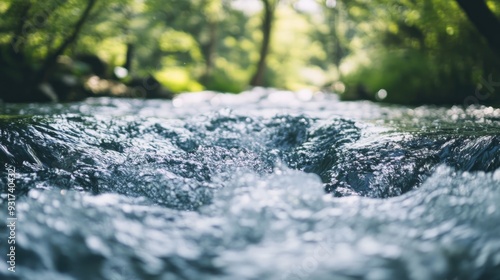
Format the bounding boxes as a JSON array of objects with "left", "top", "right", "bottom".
[
  {"left": 339, "top": 0, "right": 500, "bottom": 104},
  {"left": 0, "top": 0, "right": 499, "bottom": 104}
]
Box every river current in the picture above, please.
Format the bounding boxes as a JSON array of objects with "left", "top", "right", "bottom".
[{"left": 1, "top": 89, "right": 500, "bottom": 280}]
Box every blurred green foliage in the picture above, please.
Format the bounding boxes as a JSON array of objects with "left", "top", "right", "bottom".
[
  {"left": 0, "top": 0, "right": 499, "bottom": 104},
  {"left": 338, "top": 0, "right": 500, "bottom": 104}
]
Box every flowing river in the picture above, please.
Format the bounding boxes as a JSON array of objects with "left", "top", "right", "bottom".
[{"left": 1, "top": 89, "right": 500, "bottom": 280}]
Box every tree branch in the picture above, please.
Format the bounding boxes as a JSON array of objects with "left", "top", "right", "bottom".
[
  {"left": 455, "top": 0, "right": 500, "bottom": 60},
  {"left": 38, "top": 0, "right": 97, "bottom": 82}
]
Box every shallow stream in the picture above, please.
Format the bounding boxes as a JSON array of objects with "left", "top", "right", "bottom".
[{"left": 1, "top": 89, "right": 500, "bottom": 280}]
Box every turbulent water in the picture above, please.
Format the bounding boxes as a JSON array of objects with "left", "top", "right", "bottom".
[{"left": 1, "top": 88, "right": 500, "bottom": 280}]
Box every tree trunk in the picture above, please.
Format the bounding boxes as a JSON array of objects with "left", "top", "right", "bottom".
[
  {"left": 37, "top": 0, "right": 97, "bottom": 83},
  {"left": 325, "top": 2, "right": 343, "bottom": 78},
  {"left": 205, "top": 21, "right": 218, "bottom": 77},
  {"left": 123, "top": 43, "right": 134, "bottom": 72},
  {"left": 455, "top": 0, "right": 500, "bottom": 59},
  {"left": 9, "top": 1, "right": 32, "bottom": 54},
  {"left": 250, "top": 0, "right": 277, "bottom": 87}
]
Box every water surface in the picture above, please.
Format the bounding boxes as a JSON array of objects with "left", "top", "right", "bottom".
[{"left": 1, "top": 89, "right": 500, "bottom": 280}]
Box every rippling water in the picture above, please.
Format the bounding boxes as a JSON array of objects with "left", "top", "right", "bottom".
[{"left": 1, "top": 88, "right": 500, "bottom": 280}]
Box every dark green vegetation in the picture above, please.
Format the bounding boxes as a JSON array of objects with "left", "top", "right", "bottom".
[{"left": 0, "top": 0, "right": 499, "bottom": 105}]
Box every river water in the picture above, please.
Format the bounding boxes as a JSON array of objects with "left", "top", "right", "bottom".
[{"left": 1, "top": 88, "right": 500, "bottom": 280}]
